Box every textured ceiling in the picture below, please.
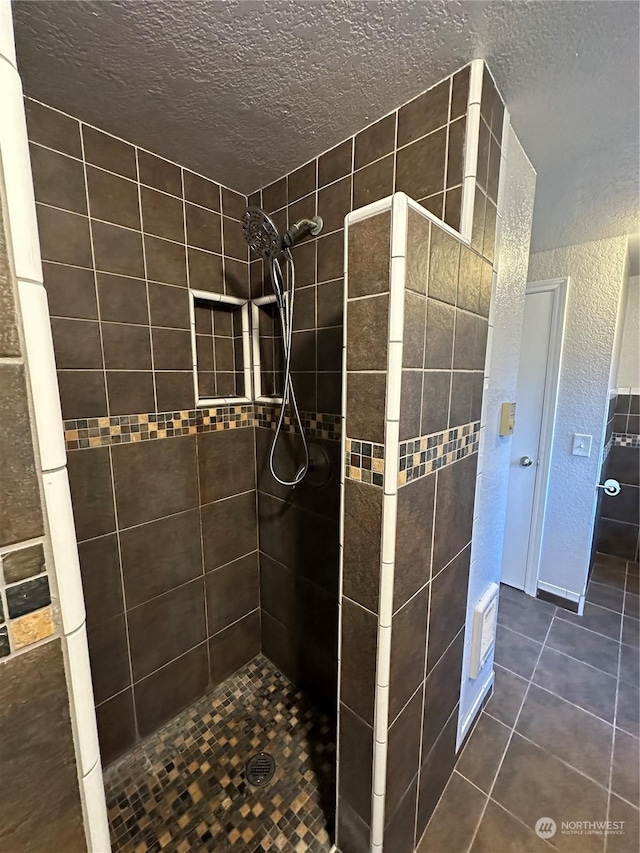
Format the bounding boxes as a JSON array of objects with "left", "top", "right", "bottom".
[{"left": 12, "top": 0, "right": 640, "bottom": 252}]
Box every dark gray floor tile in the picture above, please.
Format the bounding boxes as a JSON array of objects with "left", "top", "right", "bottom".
[
  {"left": 456, "top": 712, "right": 511, "bottom": 793},
  {"left": 622, "top": 616, "right": 639, "bottom": 649},
  {"left": 485, "top": 664, "right": 528, "bottom": 728},
  {"left": 616, "top": 680, "right": 640, "bottom": 737},
  {"left": 624, "top": 593, "right": 639, "bottom": 620},
  {"left": 417, "top": 771, "right": 486, "bottom": 853},
  {"left": 586, "top": 582, "right": 624, "bottom": 613},
  {"left": 533, "top": 648, "right": 617, "bottom": 723},
  {"left": 591, "top": 563, "right": 627, "bottom": 591},
  {"left": 557, "top": 603, "right": 622, "bottom": 641},
  {"left": 498, "top": 585, "right": 556, "bottom": 643},
  {"left": 606, "top": 795, "right": 640, "bottom": 853},
  {"left": 515, "top": 685, "right": 613, "bottom": 788},
  {"left": 612, "top": 729, "right": 639, "bottom": 806},
  {"left": 546, "top": 619, "right": 619, "bottom": 677},
  {"left": 494, "top": 625, "right": 542, "bottom": 680},
  {"left": 492, "top": 734, "right": 607, "bottom": 853},
  {"left": 619, "top": 642, "right": 639, "bottom": 687},
  {"left": 626, "top": 574, "right": 640, "bottom": 597},
  {"left": 470, "top": 800, "right": 553, "bottom": 853}
]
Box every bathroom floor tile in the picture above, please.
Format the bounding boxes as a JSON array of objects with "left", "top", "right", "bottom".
[{"left": 104, "top": 655, "right": 335, "bottom": 852}]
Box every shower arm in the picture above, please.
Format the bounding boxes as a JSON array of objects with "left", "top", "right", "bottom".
[{"left": 282, "top": 216, "right": 323, "bottom": 249}]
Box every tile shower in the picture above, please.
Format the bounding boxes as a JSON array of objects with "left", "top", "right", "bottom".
[{"left": 21, "top": 56, "right": 507, "bottom": 853}]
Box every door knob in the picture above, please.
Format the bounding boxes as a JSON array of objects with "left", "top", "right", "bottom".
[{"left": 519, "top": 456, "right": 534, "bottom": 467}]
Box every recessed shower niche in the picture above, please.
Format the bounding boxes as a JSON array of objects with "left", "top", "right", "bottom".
[
  {"left": 252, "top": 294, "right": 285, "bottom": 401},
  {"left": 190, "top": 290, "right": 252, "bottom": 405}
]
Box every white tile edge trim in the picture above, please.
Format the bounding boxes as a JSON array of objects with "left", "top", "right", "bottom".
[
  {"left": 64, "top": 622, "right": 100, "bottom": 775},
  {"left": 81, "top": 758, "right": 111, "bottom": 853},
  {"left": 0, "top": 0, "right": 16, "bottom": 68},
  {"left": 536, "top": 579, "right": 583, "bottom": 604}
]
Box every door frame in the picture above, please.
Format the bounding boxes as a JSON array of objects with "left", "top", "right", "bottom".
[{"left": 521, "top": 277, "right": 569, "bottom": 595}]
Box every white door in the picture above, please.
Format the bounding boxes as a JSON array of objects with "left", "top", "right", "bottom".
[{"left": 502, "top": 280, "right": 566, "bottom": 592}]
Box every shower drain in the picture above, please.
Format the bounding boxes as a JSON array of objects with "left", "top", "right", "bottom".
[{"left": 245, "top": 752, "right": 276, "bottom": 787}]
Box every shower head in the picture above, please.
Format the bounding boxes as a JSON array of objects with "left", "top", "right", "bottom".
[{"left": 242, "top": 207, "right": 282, "bottom": 260}]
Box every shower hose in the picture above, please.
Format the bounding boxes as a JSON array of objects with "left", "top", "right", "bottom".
[{"left": 267, "top": 248, "right": 309, "bottom": 487}]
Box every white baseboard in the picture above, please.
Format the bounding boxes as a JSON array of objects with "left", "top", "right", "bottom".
[{"left": 457, "top": 669, "right": 494, "bottom": 749}]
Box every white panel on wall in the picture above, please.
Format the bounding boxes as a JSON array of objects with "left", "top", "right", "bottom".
[
  {"left": 617, "top": 275, "right": 640, "bottom": 389},
  {"left": 528, "top": 235, "right": 628, "bottom": 596},
  {"left": 0, "top": 0, "right": 16, "bottom": 67},
  {"left": 458, "top": 128, "right": 537, "bottom": 742}
]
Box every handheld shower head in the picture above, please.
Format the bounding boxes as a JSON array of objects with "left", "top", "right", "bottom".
[{"left": 242, "top": 207, "right": 282, "bottom": 260}]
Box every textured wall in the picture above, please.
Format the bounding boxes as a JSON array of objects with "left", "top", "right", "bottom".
[
  {"left": 459, "top": 130, "right": 536, "bottom": 736},
  {"left": 617, "top": 275, "right": 639, "bottom": 389},
  {"left": 529, "top": 235, "right": 628, "bottom": 597}
]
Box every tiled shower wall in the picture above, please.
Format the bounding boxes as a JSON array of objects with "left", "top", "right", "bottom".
[
  {"left": 26, "top": 99, "right": 260, "bottom": 765},
  {"left": 338, "top": 69, "right": 503, "bottom": 853},
  {"left": 251, "top": 61, "right": 493, "bottom": 715},
  {"left": 595, "top": 391, "right": 640, "bottom": 561},
  {"left": 0, "top": 172, "right": 86, "bottom": 848}
]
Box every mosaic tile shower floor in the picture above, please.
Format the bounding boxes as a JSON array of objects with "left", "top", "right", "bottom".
[{"left": 104, "top": 655, "right": 336, "bottom": 853}]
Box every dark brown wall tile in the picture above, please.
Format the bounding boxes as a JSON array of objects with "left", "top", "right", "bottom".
[
  {"left": 287, "top": 162, "right": 316, "bottom": 203},
  {"left": 451, "top": 65, "right": 470, "bottom": 119},
  {"left": 432, "top": 454, "right": 476, "bottom": 574},
  {"left": 102, "top": 322, "right": 152, "bottom": 370},
  {"left": 319, "top": 139, "right": 353, "bottom": 187},
  {"left": 339, "top": 702, "right": 374, "bottom": 823},
  {"left": 353, "top": 154, "right": 395, "bottom": 209},
  {"left": 318, "top": 175, "right": 352, "bottom": 233},
  {"left": 340, "top": 597, "right": 377, "bottom": 725},
  {"left": 221, "top": 186, "right": 247, "bottom": 221},
  {"left": 67, "top": 445, "right": 115, "bottom": 541},
  {"left": 427, "top": 546, "right": 470, "bottom": 672},
  {"left": 0, "top": 640, "right": 85, "bottom": 851},
  {"left": 87, "top": 165, "right": 140, "bottom": 229},
  {"left": 25, "top": 100, "right": 82, "bottom": 157},
  {"left": 50, "top": 318, "right": 103, "bottom": 369},
  {"left": 57, "top": 369, "right": 107, "bottom": 419},
  {"left": 421, "top": 370, "right": 451, "bottom": 435},
  {"left": 198, "top": 428, "right": 256, "bottom": 504},
  {"left": 155, "top": 371, "right": 194, "bottom": 411},
  {"left": 386, "top": 689, "right": 422, "bottom": 816},
  {"left": 416, "top": 707, "right": 458, "bottom": 836},
  {"left": 183, "top": 171, "right": 220, "bottom": 211},
  {"left": 317, "top": 279, "right": 343, "bottom": 327},
  {"left": 425, "top": 298, "right": 455, "bottom": 369},
  {"left": 120, "top": 509, "right": 203, "bottom": 607},
  {"left": 444, "top": 185, "right": 463, "bottom": 231},
  {"left": 343, "top": 479, "right": 382, "bottom": 612},
  {"left": 397, "top": 78, "right": 450, "bottom": 148},
  {"left": 422, "top": 628, "right": 464, "bottom": 758},
  {"left": 77, "top": 533, "right": 123, "bottom": 626},
  {"left": 449, "top": 370, "right": 474, "bottom": 427},
  {"left": 106, "top": 370, "right": 155, "bottom": 415},
  {"left": 206, "top": 551, "right": 259, "bottom": 635},
  {"left": 347, "top": 294, "right": 389, "bottom": 371},
  {"left": 111, "top": 435, "right": 198, "bottom": 528},
  {"left": 185, "top": 203, "right": 221, "bottom": 252},
  {"left": 453, "top": 310, "right": 477, "bottom": 371},
  {"left": 145, "top": 234, "right": 187, "bottom": 286},
  {"left": 43, "top": 262, "right": 97, "bottom": 320},
  {"left": 399, "top": 370, "right": 422, "bottom": 441},
  {"left": 317, "top": 229, "right": 345, "bottom": 283},
  {"left": 141, "top": 186, "right": 184, "bottom": 242},
  {"left": 36, "top": 204, "right": 92, "bottom": 267},
  {"left": 82, "top": 127, "right": 137, "bottom": 179},
  {"left": 148, "top": 282, "right": 190, "bottom": 329},
  {"left": 137, "top": 150, "right": 182, "bottom": 196},
  {"left": 97, "top": 273, "right": 148, "bottom": 325},
  {"left": 262, "top": 177, "right": 287, "bottom": 213},
  {"left": 422, "top": 191, "right": 444, "bottom": 220},
  {"left": 347, "top": 213, "right": 391, "bottom": 300},
  {"left": 347, "top": 372, "right": 386, "bottom": 444},
  {"left": 396, "top": 127, "right": 447, "bottom": 200},
  {"left": 406, "top": 207, "right": 430, "bottom": 294},
  {"left": 95, "top": 688, "right": 136, "bottom": 767},
  {"left": 395, "top": 473, "right": 435, "bottom": 610},
  {"left": 389, "top": 586, "right": 429, "bottom": 721},
  {"left": 135, "top": 642, "right": 209, "bottom": 737},
  {"left": 208, "top": 610, "right": 260, "bottom": 687},
  {"left": 384, "top": 775, "right": 418, "bottom": 853},
  {"left": 355, "top": 114, "right": 396, "bottom": 170},
  {"left": 458, "top": 244, "right": 482, "bottom": 313},
  {"left": 152, "top": 327, "right": 192, "bottom": 371},
  {"left": 446, "top": 117, "right": 466, "bottom": 189},
  {"left": 403, "top": 291, "right": 426, "bottom": 368},
  {"left": 2, "top": 543, "right": 45, "bottom": 585},
  {"left": 222, "top": 215, "right": 248, "bottom": 261},
  {"left": 428, "top": 225, "right": 460, "bottom": 305},
  {"left": 87, "top": 612, "right": 131, "bottom": 703},
  {"left": 187, "top": 246, "right": 224, "bottom": 292},
  {"left": 128, "top": 578, "right": 206, "bottom": 680},
  {"left": 30, "top": 144, "right": 87, "bottom": 214},
  {"left": 202, "top": 490, "right": 257, "bottom": 571},
  {"left": 337, "top": 796, "right": 371, "bottom": 853},
  {"left": 92, "top": 220, "right": 144, "bottom": 277}
]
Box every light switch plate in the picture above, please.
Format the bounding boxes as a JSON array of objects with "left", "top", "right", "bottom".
[{"left": 572, "top": 433, "right": 592, "bottom": 457}]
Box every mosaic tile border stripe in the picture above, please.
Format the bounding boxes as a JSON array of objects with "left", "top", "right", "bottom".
[
  {"left": 345, "top": 439, "right": 385, "bottom": 486},
  {"left": 255, "top": 404, "right": 342, "bottom": 441},
  {"left": 345, "top": 421, "right": 481, "bottom": 488},
  {"left": 613, "top": 433, "right": 640, "bottom": 448},
  {"left": 64, "top": 404, "right": 342, "bottom": 450},
  {"left": 399, "top": 421, "right": 481, "bottom": 485},
  {"left": 0, "top": 542, "right": 54, "bottom": 658}
]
